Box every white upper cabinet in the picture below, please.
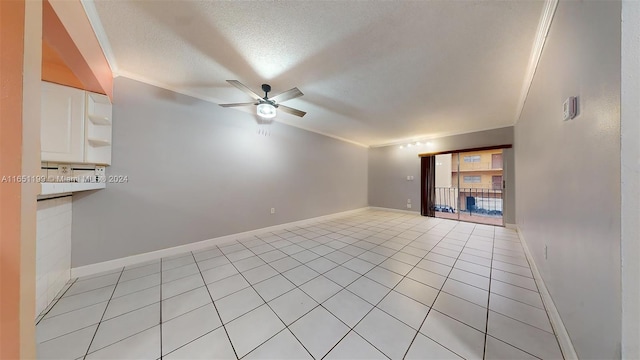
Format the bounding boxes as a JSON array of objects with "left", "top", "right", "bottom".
[
  {"left": 41, "top": 81, "right": 86, "bottom": 163},
  {"left": 41, "top": 81, "right": 113, "bottom": 165}
]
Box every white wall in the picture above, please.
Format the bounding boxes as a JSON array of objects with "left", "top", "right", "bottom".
[
  {"left": 621, "top": 1, "right": 640, "bottom": 358},
  {"left": 71, "top": 77, "right": 368, "bottom": 267},
  {"left": 515, "top": 1, "right": 621, "bottom": 358},
  {"left": 36, "top": 196, "right": 71, "bottom": 316}
]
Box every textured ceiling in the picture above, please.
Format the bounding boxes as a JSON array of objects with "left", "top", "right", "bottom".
[{"left": 92, "top": 1, "right": 544, "bottom": 146}]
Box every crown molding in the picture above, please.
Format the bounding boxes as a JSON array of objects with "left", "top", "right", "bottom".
[
  {"left": 514, "top": 0, "right": 559, "bottom": 124},
  {"left": 80, "top": 0, "right": 554, "bottom": 148},
  {"left": 369, "top": 124, "right": 514, "bottom": 149},
  {"left": 80, "top": 0, "right": 118, "bottom": 72},
  {"left": 114, "top": 71, "right": 370, "bottom": 148}
]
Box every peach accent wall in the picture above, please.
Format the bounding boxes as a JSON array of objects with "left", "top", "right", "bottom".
[
  {"left": 0, "top": 0, "right": 26, "bottom": 358},
  {"left": 42, "top": 40, "right": 84, "bottom": 90},
  {"left": 21, "top": 0, "right": 42, "bottom": 357},
  {"left": 42, "top": 0, "right": 109, "bottom": 96},
  {"left": 43, "top": 0, "right": 112, "bottom": 99}
]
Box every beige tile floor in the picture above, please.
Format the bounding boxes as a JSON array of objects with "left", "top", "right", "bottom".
[{"left": 36, "top": 209, "right": 564, "bottom": 359}]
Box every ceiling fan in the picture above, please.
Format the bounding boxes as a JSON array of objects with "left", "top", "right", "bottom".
[{"left": 219, "top": 80, "right": 306, "bottom": 119}]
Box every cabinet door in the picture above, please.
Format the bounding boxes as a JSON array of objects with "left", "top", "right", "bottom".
[{"left": 41, "top": 82, "right": 85, "bottom": 163}]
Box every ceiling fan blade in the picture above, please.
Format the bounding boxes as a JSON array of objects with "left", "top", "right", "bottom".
[
  {"left": 278, "top": 105, "right": 306, "bottom": 118},
  {"left": 270, "top": 87, "right": 303, "bottom": 103},
  {"left": 219, "top": 102, "right": 256, "bottom": 108},
  {"left": 226, "top": 80, "right": 262, "bottom": 101}
]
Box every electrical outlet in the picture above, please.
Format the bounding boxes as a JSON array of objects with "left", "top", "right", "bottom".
[
  {"left": 270, "top": 208, "right": 275, "bottom": 214},
  {"left": 57, "top": 164, "right": 70, "bottom": 177},
  {"left": 544, "top": 244, "right": 548, "bottom": 260},
  {"left": 406, "top": 204, "right": 412, "bottom": 209},
  {"left": 95, "top": 166, "right": 106, "bottom": 183},
  {"left": 407, "top": 199, "right": 411, "bottom": 204}
]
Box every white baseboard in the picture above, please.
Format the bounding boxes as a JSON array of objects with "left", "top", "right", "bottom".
[
  {"left": 368, "top": 206, "right": 421, "bottom": 215},
  {"left": 71, "top": 207, "right": 370, "bottom": 278},
  {"left": 516, "top": 226, "right": 578, "bottom": 360},
  {"left": 505, "top": 223, "right": 517, "bottom": 229}
]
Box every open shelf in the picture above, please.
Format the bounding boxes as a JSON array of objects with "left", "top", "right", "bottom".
[
  {"left": 87, "top": 138, "right": 111, "bottom": 147},
  {"left": 88, "top": 114, "right": 112, "bottom": 126}
]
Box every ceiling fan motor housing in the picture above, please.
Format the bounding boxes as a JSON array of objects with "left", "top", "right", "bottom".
[{"left": 261, "top": 84, "right": 272, "bottom": 96}]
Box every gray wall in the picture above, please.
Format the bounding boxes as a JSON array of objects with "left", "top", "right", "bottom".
[
  {"left": 514, "top": 1, "right": 621, "bottom": 358},
  {"left": 368, "top": 127, "right": 515, "bottom": 223},
  {"left": 621, "top": 1, "right": 640, "bottom": 357},
  {"left": 72, "top": 77, "right": 368, "bottom": 267}
]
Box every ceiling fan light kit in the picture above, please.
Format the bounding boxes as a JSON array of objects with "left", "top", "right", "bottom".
[
  {"left": 257, "top": 103, "right": 277, "bottom": 119},
  {"left": 220, "top": 80, "right": 307, "bottom": 119}
]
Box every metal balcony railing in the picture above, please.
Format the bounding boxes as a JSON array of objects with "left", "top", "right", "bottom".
[
  {"left": 434, "top": 187, "right": 504, "bottom": 217},
  {"left": 456, "top": 183, "right": 503, "bottom": 190}
]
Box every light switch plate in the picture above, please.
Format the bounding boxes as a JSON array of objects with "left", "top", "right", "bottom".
[{"left": 563, "top": 97, "right": 577, "bottom": 121}]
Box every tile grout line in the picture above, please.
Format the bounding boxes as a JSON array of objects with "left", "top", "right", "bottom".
[
  {"left": 44, "top": 283, "right": 114, "bottom": 304},
  {"left": 284, "top": 219, "right": 434, "bottom": 359},
  {"left": 306, "top": 219, "right": 447, "bottom": 358},
  {"left": 470, "top": 229, "right": 551, "bottom": 358},
  {"left": 488, "top": 276, "right": 542, "bottom": 294},
  {"left": 482, "top": 227, "right": 496, "bottom": 360},
  {"left": 82, "top": 266, "right": 125, "bottom": 359},
  {"left": 485, "top": 334, "right": 543, "bottom": 359},
  {"left": 400, "top": 223, "right": 475, "bottom": 359},
  {"left": 221, "top": 239, "right": 317, "bottom": 359},
  {"left": 37, "top": 323, "right": 100, "bottom": 346},
  {"left": 487, "top": 291, "right": 549, "bottom": 316},
  {"left": 39, "top": 212, "right": 541, "bottom": 359},
  {"left": 83, "top": 324, "right": 160, "bottom": 358},
  {"left": 188, "top": 251, "right": 241, "bottom": 360},
  {"left": 36, "top": 278, "right": 78, "bottom": 325},
  {"left": 432, "top": 230, "right": 551, "bottom": 358},
  {"left": 225, "top": 216, "right": 416, "bottom": 359},
  {"left": 518, "top": 234, "right": 567, "bottom": 360},
  {"left": 315, "top": 223, "right": 451, "bottom": 359},
  {"left": 297, "top": 219, "right": 524, "bottom": 357}
]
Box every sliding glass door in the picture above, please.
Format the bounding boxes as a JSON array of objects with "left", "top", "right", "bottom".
[
  {"left": 433, "top": 154, "right": 459, "bottom": 221},
  {"left": 433, "top": 150, "right": 504, "bottom": 226}
]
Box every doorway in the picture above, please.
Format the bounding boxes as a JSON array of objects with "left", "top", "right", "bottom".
[{"left": 428, "top": 148, "right": 505, "bottom": 226}]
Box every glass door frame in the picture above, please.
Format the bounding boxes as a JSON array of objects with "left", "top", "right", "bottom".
[{"left": 423, "top": 145, "right": 511, "bottom": 227}]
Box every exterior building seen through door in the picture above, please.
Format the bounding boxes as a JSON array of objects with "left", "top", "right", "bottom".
[{"left": 434, "top": 149, "right": 504, "bottom": 226}]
